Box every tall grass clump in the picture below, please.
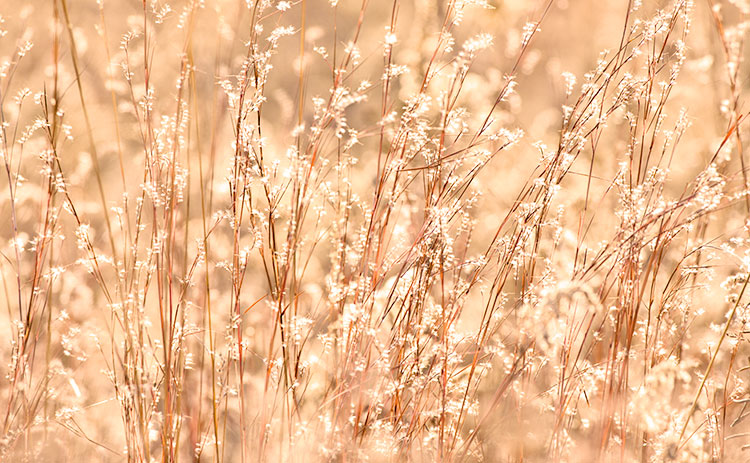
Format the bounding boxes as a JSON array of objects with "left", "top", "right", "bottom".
[{"left": 3, "top": 0, "right": 750, "bottom": 461}]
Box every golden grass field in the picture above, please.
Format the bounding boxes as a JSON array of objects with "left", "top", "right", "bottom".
[{"left": 2, "top": 0, "right": 750, "bottom": 461}]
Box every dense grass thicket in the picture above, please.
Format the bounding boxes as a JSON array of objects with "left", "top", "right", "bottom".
[{"left": 3, "top": 0, "right": 750, "bottom": 461}]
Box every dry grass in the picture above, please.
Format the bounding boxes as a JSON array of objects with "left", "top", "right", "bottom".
[{"left": 2, "top": 0, "right": 750, "bottom": 461}]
